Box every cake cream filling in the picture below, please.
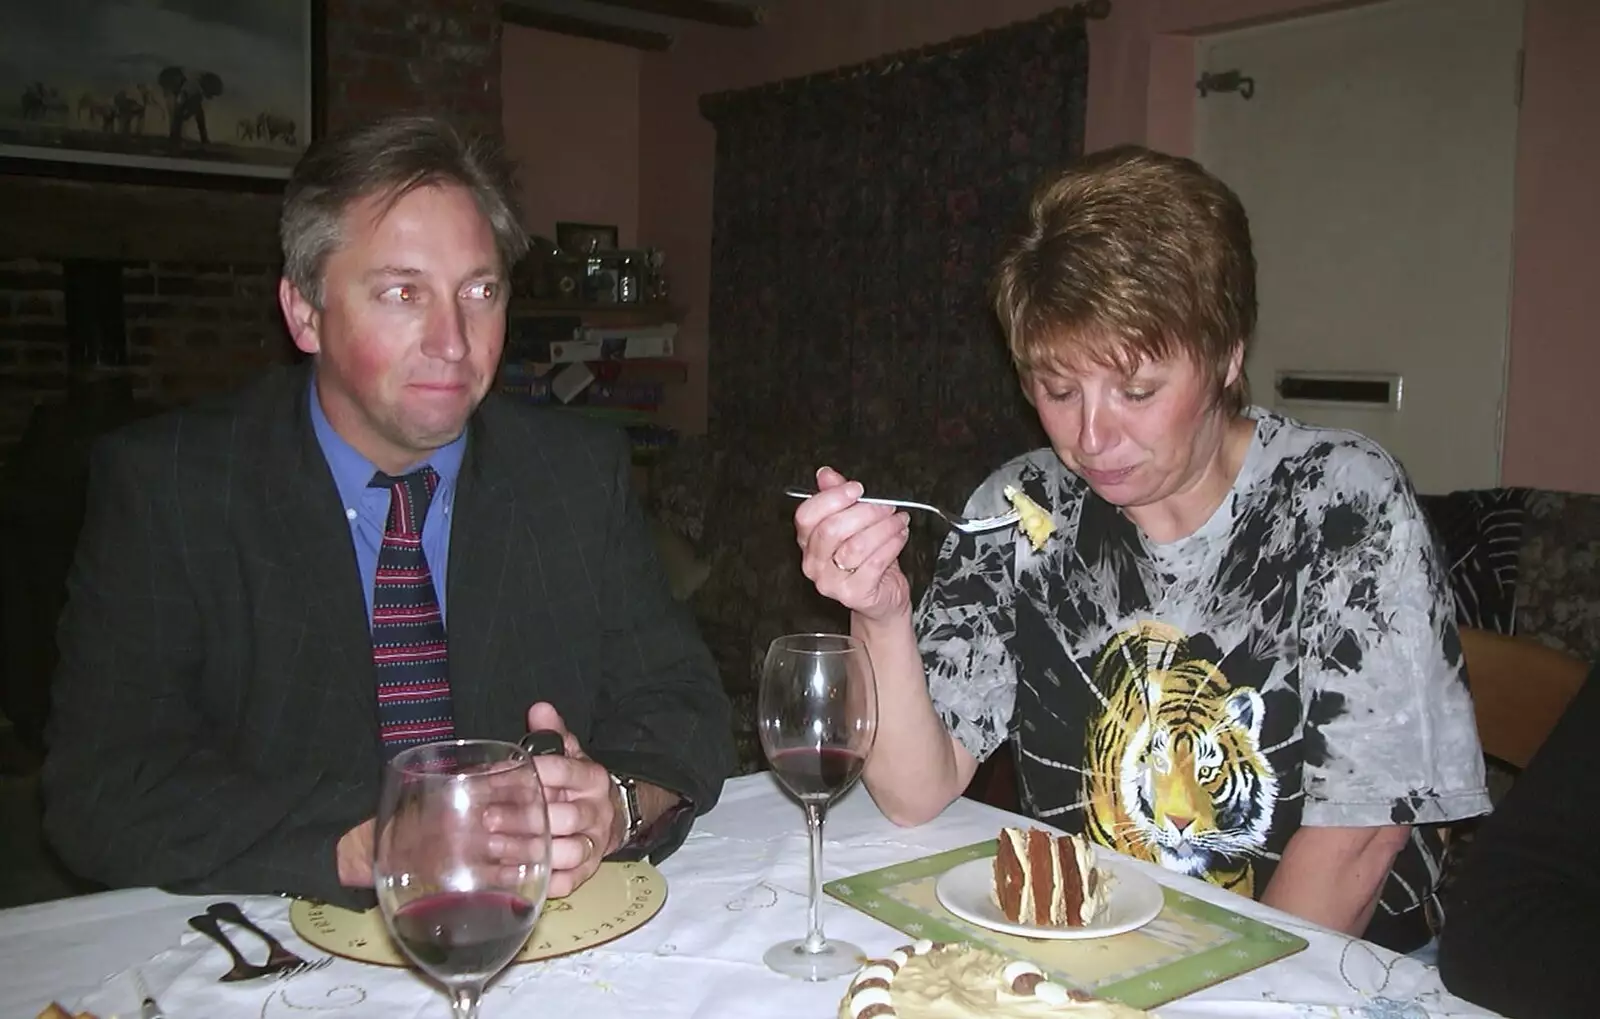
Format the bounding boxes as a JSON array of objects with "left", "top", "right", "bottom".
[
  {"left": 1069, "top": 834, "right": 1111, "bottom": 925},
  {"left": 999, "top": 827, "right": 1036, "bottom": 920}
]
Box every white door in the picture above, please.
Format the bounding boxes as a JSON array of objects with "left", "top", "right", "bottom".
[{"left": 1194, "top": 0, "right": 1523, "bottom": 495}]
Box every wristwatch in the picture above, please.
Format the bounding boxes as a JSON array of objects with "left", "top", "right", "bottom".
[{"left": 609, "top": 771, "right": 644, "bottom": 848}]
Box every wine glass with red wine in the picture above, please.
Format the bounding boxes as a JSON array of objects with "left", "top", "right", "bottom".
[
  {"left": 759, "top": 632, "right": 878, "bottom": 980},
  {"left": 375, "top": 739, "right": 552, "bottom": 1019}
]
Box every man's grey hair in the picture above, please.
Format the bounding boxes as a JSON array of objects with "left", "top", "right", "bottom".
[{"left": 280, "top": 114, "right": 529, "bottom": 308}]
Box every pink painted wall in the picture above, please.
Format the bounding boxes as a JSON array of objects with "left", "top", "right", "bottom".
[
  {"left": 509, "top": 0, "right": 1599, "bottom": 492},
  {"left": 502, "top": 27, "right": 642, "bottom": 246},
  {"left": 1497, "top": 1, "right": 1600, "bottom": 491}
]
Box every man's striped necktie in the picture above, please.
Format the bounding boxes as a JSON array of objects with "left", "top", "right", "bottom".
[{"left": 369, "top": 467, "right": 454, "bottom": 757}]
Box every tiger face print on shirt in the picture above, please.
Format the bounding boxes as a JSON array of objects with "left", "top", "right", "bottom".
[
  {"left": 1084, "top": 621, "right": 1277, "bottom": 898},
  {"left": 917, "top": 409, "right": 1490, "bottom": 924}
]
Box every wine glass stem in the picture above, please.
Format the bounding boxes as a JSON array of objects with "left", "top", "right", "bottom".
[
  {"left": 451, "top": 984, "right": 482, "bottom": 1019},
  {"left": 803, "top": 802, "right": 827, "bottom": 954}
]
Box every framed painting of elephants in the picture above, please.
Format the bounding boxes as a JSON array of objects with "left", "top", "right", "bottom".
[{"left": 0, "top": 0, "right": 323, "bottom": 190}]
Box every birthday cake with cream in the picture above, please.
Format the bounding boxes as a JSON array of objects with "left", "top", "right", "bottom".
[{"left": 837, "top": 941, "right": 1155, "bottom": 1018}]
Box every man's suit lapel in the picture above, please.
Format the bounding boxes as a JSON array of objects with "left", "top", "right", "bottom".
[
  {"left": 261, "top": 370, "right": 379, "bottom": 736},
  {"left": 446, "top": 413, "right": 521, "bottom": 733}
]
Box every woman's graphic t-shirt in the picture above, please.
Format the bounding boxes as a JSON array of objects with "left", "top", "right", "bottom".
[{"left": 917, "top": 410, "right": 1490, "bottom": 921}]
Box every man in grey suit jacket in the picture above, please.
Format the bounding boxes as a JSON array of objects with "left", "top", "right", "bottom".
[{"left": 41, "top": 114, "right": 733, "bottom": 909}]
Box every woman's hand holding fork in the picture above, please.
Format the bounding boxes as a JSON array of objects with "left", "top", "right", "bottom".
[{"left": 793, "top": 466, "right": 912, "bottom": 624}]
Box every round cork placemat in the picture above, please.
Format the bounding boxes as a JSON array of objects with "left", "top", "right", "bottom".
[{"left": 289, "top": 860, "right": 667, "bottom": 966}]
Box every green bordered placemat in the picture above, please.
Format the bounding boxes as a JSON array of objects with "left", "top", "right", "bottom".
[{"left": 825, "top": 840, "right": 1307, "bottom": 1011}]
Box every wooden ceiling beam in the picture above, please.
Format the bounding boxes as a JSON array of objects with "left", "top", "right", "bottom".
[
  {"left": 586, "top": 0, "right": 764, "bottom": 28},
  {"left": 500, "top": 4, "right": 675, "bottom": 50}
]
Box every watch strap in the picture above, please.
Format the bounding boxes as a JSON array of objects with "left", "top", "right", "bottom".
[
  {"left": 609, "top": 771, "right": 643, "bottom": 845},
  {"left": 604, "top": 797, "right": 695, "bottom": 863}
]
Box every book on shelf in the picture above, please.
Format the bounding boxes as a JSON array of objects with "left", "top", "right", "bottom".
[
  {"left": 504, "top": 315, "right": 581, "bottom": 363},
  {"left": 576, "top": 323, "right": 678, "bottom": 343},
  {"left": 550, "top": 328, "right": 676, "bottom": 364},
  {"left": 496, "top": 364, "right": 666, "bottom": 413},
  {"left": 495, "top": 333, "right": 686, "bottom": 462},
  {"left": 505, "top": 315, "right": 679, "bottom": 362},
  {"left": 585, "top": 381, "right": 667, "bottom": 409},
  {"left": 497, "top": 356, "right": 686, "bottom": 401},
  {"left": 588, "top": 357, "right": 688, "bottom": 386},
  {"left": 497, "top": 361, "right": 553, "bottom": 398},
  {"left": 555, "top": 405, "right": 657, "bottom": 427},
  {"left": 494, "top": 376, "right": 679, "bottom": 463}
]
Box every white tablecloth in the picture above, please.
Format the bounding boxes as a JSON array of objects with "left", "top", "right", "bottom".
[{"left": 0, "top": 773, "right": 1503, "bottom": 1018}]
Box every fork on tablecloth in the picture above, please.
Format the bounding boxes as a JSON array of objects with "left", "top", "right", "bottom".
[{"left": 187, "top": 902, "right": 332, "bottom": 982}]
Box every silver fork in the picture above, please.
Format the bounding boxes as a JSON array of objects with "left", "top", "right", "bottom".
[
  {"left": 205, "top": 901, "right": 331, "bottom": 979},
  {"left": 272, "top": 956, "right": 334, "bottom": 981},
  {"left": 188, "top": 904, "right": 332, "bottom": 982},
  {"left": 784, "top": 486, "right": 1020, "bottom": 534}
]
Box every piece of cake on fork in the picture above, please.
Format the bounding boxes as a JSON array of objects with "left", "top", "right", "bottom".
[{"left": 993, "top": 827, "right": 1109, "bottom": 928}]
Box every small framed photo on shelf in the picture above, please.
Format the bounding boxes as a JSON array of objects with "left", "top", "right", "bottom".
[{"left": 556, "top": 221, "right": 619, "bottom": 255}]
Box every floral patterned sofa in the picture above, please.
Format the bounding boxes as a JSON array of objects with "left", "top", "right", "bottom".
[
  {"left": 1507, "top": 490, "right": 1600, "bottom": 661},
  {"left": 1416, "top": 485, "right": 1600, "bottom": 677},
  {"left": 647, "top": 430, "right": 1013, "bottom": 773}
]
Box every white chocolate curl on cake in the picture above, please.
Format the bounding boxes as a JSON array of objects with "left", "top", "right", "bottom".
[
  {"left": 837, "top": 943, "right": 1157, "bottom": 1018},
  {"left": 1071, "top": 835, "right": 1113, "bottom": 925}
]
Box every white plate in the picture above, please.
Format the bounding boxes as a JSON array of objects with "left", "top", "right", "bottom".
[{"left": 934, "top": 855, "right": 1164, "bottom": 940}]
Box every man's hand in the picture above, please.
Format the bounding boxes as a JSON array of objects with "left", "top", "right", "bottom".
[
  {"left": 336, "top": 818, "right": 375, "bottom": 887},
  {"left": 495, "top": 702, "right": 618, "bottom": 899}
]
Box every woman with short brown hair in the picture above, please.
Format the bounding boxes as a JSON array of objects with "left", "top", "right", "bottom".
[{"left": 793, "top": 146, "right": 1489, "bottom": 952}]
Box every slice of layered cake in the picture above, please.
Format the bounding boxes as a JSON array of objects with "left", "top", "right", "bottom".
[{"left": 994, "top": 827, "right": 1108, "bottom": 928}]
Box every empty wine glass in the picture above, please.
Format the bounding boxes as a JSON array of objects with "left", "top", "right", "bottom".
[
  {"left": 375, "top": 739, "right": 552, "bottom": 1019},
  {"left": 759, "top": 632, "right": 878, "bottom": 980}
]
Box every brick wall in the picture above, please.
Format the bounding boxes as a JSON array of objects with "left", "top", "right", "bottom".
[
  {"left": 0, "top": 259, "right": 286, "bottom": 431},
  {"left": 0, "top": 260, "right": 66, "bottom": 454},
  {"left": 0, "top": 0, "right": 503, "bottom": 464},
  {"left": 124, "top": 262, "right": 287, "bottom": 406}
]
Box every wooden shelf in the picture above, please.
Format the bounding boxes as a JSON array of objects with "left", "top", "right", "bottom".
[
  {"left": 499, "top": 302, "right": 689, "bottom": 466},
  {"left": 508, "top": 300, "right": 682, "bottom": 326}
]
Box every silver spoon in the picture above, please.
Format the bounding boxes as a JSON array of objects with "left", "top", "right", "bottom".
[{"left": 784, "top": 487, "right": 1020, "bottom": 534}]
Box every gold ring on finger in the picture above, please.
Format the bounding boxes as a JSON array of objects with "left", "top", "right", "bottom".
[{"left": 831, "top": 551, "right": 858, "bottom": 574}]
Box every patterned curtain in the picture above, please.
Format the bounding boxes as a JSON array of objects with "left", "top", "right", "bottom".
[{"left": 700, "top": 8, "right": 1091, "bottom": 450}]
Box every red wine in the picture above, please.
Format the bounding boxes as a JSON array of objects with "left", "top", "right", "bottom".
[
  {"left": 391, "top": 890, "right": 537, "bottom": 980},
  {"left": 769, "top": 746, "right": 865, "bottom": 801}
]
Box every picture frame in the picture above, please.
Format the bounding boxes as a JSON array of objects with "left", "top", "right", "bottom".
[
  {"left": 556, "top": 221, "right": 620, "bottom": 255},
  {"left": 0, "top": 1, "right": 325, "bottom": 192}
]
